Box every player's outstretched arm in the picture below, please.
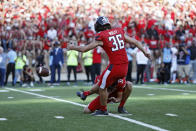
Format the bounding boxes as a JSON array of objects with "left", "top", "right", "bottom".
[
  {"left": 124, "top": 35, "right": 151, "bottom": 60},
  {"left": 67, "top": 41, "right": 103, "bottom": 53}
]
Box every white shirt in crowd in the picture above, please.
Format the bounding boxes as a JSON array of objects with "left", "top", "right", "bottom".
[
  {"left": 7, "top": 49, "right": 17, "bottom": 63},
  {"left": 171, "top": 47, "right": 178, "bottom": 64},
  {"left": 132, "top": 45, "right": 151, "bottom": 65},
  {"left": 164, "top": 19, "right": 174, "bottom": 30},
  {"left": 171, "top": 46, "right": 178, "bottom": 72},
  {"left": 47, "top": 28, "right": 57, "bottom": 40},
  {"left": 164, "top": 15, "right": 174, "bottom": 30}
]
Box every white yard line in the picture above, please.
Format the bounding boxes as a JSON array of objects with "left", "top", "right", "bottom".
[
  {"left": 134, "top": 86, "right": 196, "bottom": 93},
  {"left": 165, "top": 113, "right": 178, "bottom": 117},
  {"left": 27, "top": 89, "right": 45, "bottom": 92},
  {"left": 6, "top": 88, "right": 169, "bottom": 131},
  {"left": 8, "top": 96, "right": 14, "bottom": 99},
  {"left": 0, "top": 90, "right": 9, "bottom": 92},
  {"left": 0, "top": 118, "right": 7, "bottom": 121},
  {"left": 54, "top": 116, "right": 64, "bottom": 119}
]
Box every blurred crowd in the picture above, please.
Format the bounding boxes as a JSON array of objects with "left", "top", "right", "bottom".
[{"left": 0, "top": 0, "right": 196, "bottom": 87}]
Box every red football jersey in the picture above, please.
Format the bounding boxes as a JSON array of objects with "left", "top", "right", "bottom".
[{"left": 95, "top": 28, "right": 128, "bottom": 65}]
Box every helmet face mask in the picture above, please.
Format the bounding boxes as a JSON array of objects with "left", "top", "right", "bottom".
[{"left": 94, "top": 16, "right": 111, "bottom": 32}]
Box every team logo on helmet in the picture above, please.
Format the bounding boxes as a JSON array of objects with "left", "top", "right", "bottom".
[
  {"left": 101, "top": 17, "right": 109, "bottom": 25},
  {"left": 94, "top": 16, "right": 111, "bottom": 32}
]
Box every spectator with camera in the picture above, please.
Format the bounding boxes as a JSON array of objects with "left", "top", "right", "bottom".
[{"left": 177, "top": 40, "right": 191, "bottom": 84}]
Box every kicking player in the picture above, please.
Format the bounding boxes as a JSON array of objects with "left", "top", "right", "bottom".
[
  {"left": 83, "top": 78, "right": 132, "bottom": 114},
  {"left": 68, "top": 16, "right": 151, "bottom": 115}
]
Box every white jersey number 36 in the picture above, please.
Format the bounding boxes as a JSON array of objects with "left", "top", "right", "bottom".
[{"left": 109, "top": 34, "right": 125, "bottom": 51}]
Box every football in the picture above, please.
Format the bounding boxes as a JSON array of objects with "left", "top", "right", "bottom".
[{"left": 36, "top": 66, "right": 50, "bottom": 77}]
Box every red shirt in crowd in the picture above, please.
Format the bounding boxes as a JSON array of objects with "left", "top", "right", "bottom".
[
  {"left": 147, "top": 19, "right": 157, "bottom": 29},
  {"left": 84, "top": 29, "right": 94, "bottom": 39},
  {"left": 61, "top": 41, "right": 67, "bottom": 48},
  {"left": 43, "top": 40, "right": 51, "bottom": 50},
  {"left": 137, "top": 19, "right": 146, "bottom": 32},
  {"left": 186, "top": 37, "right": 193, "bottom": 45},
  {"left": 148, "top": 39, "right": 158, "bottom": 49},
  {"left": 189, "top": 28, "right": 196, "bottom": 36},
  {"left": 126, "top": 27, "right": 134, "bottom": 36},
  {"left": 37, "top": 28, "right": 47, "bottom": 38},
  {"left": 159, "top": 39, "right": 166, "bottom": 49}
]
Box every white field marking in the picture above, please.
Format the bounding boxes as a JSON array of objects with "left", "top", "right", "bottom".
[
  {"left": 181, "top": 93, "right": 190, "bottom": 95},
  {"left": 115, "top": 114, "right": 132, "bottom": 116},
  {"left": 93, "top": 115, "right": 108, "bottom": 117},
  {"left": 27, "top": 89, "right": 45, "bottom": 92},
  {"left": 0, "top": 90, "right": 9, "bottom": 92},
  {"left": 35, "top": 96, "right": 44, "bottom": 98},
  {"left": 165, "top": 113, "right": 178, "bottom": 117},
  {"left": 8, "top": 97, "right": 14, "bottom": 99},
  {"left": 134, "top": 86, "right": 196, "bottom": 93},
  {"left": 0, "top": 118, "right": 7, "bottom": 121},
  {"left": 6, "top": 88, "right": 169, "bottom": 131},
  {"left": 54, "top": 116, "right": 64, "bottom": 119},
  {"left": 147, "top": 94, "right": 155, "bottom": 96}
]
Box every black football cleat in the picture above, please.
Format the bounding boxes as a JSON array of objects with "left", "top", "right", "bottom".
[
  {"left": 76, "top": 91, "right": 87, "bottom": 101},
  {"left": 91, "top": 110, "right": 109, "bottom": 116},
  {"left": 118, "top": 107, "right": 128, "bottom": 114}
]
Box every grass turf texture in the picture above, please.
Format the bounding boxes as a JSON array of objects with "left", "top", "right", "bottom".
[{"left": 0, "top": 83, "right": 196, "bottom": 131}]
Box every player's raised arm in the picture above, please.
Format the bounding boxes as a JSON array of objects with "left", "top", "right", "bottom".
[
  {"left": 67, "top": 40, "right": 103, "bottom": 53},
  {"left": 124, "top": 34, "right": 151, "bottom": 60}
]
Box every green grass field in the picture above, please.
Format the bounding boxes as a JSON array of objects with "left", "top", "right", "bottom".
[{"left": 0, "top": 83, "right": 196, "bottom": 131}]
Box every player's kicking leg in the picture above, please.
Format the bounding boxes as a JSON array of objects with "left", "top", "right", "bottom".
[
  {"left": 76, "top": 82, "right": 99, "bottom": 101},
  {"left": 76, "top": 75, "right": 101, "bottom": 100},
  {"left": 118, "top": 81, "right": 132, "bottom": 113}
]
